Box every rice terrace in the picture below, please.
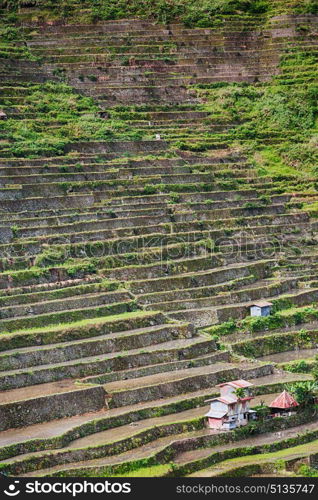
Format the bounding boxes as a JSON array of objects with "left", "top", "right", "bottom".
[{"left": 0, "top": 0, "right": 318, "bottom": 481}]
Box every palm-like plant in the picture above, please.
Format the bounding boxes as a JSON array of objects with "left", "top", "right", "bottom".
[
  {"left": 287, "top": 381, "right": 318, "bottom": 407},
  {"left": 234, "top": 387, "right": 247, "bottom": 400}
]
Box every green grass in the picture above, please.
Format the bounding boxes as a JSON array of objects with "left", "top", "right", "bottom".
[
  {"left": 109, "top": 464, "right": 171, "bottom": 477},
  {"left": 0, "top": 309, "right": 159, "bottom": 336},
  {"left": 0, "top": 82, "right": 145, "bottom": 157},
  {"left": 254, "top": 148, "right": 302, "bottom": 178},
  {"left": 201, "top": 438, "right": 318, "bottom": 472},
  {"left": 279, "top": 358, "right": 316, "bottom": 374},
  {"left": 302, "top": 201, "right": 318, "bottom": 217}
]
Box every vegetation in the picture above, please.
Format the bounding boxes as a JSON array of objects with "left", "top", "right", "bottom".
[
  {"left": 0, "top": 0, "right": 318, "bottom": 481},
  {"left": 2, "top": 1, "right": 318, "bottom": 25},
  {"left": 0, "top": 82, "right": 144, "bottom": 157},
  {"left": 193, "top": 76, "right": 318, "bottom": 177},
  {"left": 204, "top": 305, "right": 318, "bottom": 337},
  {"left": 297, "top": 464, "right": 318, "bottom": 477},
  {"left": 234, "top": 387, "right": 247, "bottom": 399},
  {"left": 195, "top": 438, "right": 318, "bottom": 477},
  {"left": 109, "top": 463, "right": 171, "bottom": 477},
  {"left": 282, "top": 359, "right": 314, "bottom": 374},
  {"left": 287, "top": 381, "right": 318, "bottom": 407}
]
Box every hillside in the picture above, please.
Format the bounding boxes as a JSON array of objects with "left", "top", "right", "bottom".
[{"left": 0, "top": 0, "right": 318, "bottom": 478}]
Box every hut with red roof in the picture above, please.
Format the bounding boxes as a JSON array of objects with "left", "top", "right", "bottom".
[
  {"left": 269, "top": 390, "right": 299, "bottom": 417},
  {"left": 205, "top": 379, "right": 256, "bottom": 430}
]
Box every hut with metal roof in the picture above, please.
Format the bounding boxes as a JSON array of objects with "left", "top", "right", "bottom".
[
  {"left": 250, "top": 300, "right": 273, "bottom": 317},
  {"left": 269, "top": 390, "right": 299, "bottom": 417}
]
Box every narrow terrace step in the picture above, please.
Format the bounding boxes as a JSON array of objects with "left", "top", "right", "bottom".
[
  {"left": 0, "top": 280, "right": 119, "bottom": 308},
  {"left": 0, "top": 310, "right": 167, "bottom": 352},
  {"left": 0, "top": 193, "right": 95, "bottom": 213},
  {"left": 129, "top": 260, "right": 273, "bottom": 295},
  {"left": 138, "top": 275, "right": 257, "bottom": 305},
  {"left": 16, "top": 212, "right": 309, "bottom": 251},
  {"left": 0, "top": 324, "right": 197, "bottom": 390},
  {"left": 0, "top": 371, "right": 309, "bottom": 454},
  {"left": 143, "top": 278, "right": 298, "bottom": 312},
  {"left": 106, "top": 361, "right": 273, "bottom": 408},
  {"left": 0, "top": 323, "right": 193, "bottom": 372},
  {"left": 170, "top": 287, "right": 318, "bottom": 327},
  {"left": 0, "top": 290, "right": 131, "bottom": 320},
  {"left": 0, "top": 381, "right": 107, "bottom": 432},
  {"left": 0, "top": 162, "right": 252, "bottom": 187},
  {"left": 2, "top": 216, "right": 310, "bottom": 263},
  {"left": 1, "top": 207, "right": 170, "bottom": 230},
  {"left": 103, "top": 255, "right": 222, "bottom": 282},
  {"left": 13, "top": 213, "right": 173, "bottom": 239},
  {"left": 0, "top": 275, "right": 104, "bottom": 299},
  {"left": 0, "top": 152, "right": 245, "bottom": 170},
  {"left": 81, "top": 346, "right": 227, "bottom": 385},
  {"left": 9, "top": 202, "right": 287, "bottom": 239},
  {"left": 0, "top": 298, "right": 136, "bottom": 333}
]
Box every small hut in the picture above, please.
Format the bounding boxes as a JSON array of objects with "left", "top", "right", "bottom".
[
  {"left": 269, "top": 390, "right": 299, "bottom": 417},
  {"left": 250, "top": 300, "right": 273, "bottom": 317},
  {"left": 0, "top": 110, "right": 7, "bottom": 121}
]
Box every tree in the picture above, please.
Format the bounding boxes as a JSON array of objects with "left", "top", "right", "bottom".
[
  {"left": 234, "top": 387, "right": 247, "bottom": 399},
  {"left": 253, "top": 401, "right": 270, "bottom": 420},
  {"left": 287, "top": 381, "right": 318, "bottom": 407}
]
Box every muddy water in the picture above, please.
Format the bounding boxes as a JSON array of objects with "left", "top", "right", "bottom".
[{"left": 258, "top": 348, "right": 318, "bottom": 364}]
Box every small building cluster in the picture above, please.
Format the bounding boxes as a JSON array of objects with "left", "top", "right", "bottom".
[{"left": 205, "top": 380, "right": 299, "bottom": 430}]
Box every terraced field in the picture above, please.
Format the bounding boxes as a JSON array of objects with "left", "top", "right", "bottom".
[{"left": 0, "top": 2, "right": 318, "bottom": 477}]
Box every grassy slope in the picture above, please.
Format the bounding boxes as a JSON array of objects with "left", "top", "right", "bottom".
[
  {"left": 2, "top": 1, "right": 318, "bottom": 24},
  {"left": 1, "top": 2, "right": 317, "bottom": 177}
]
